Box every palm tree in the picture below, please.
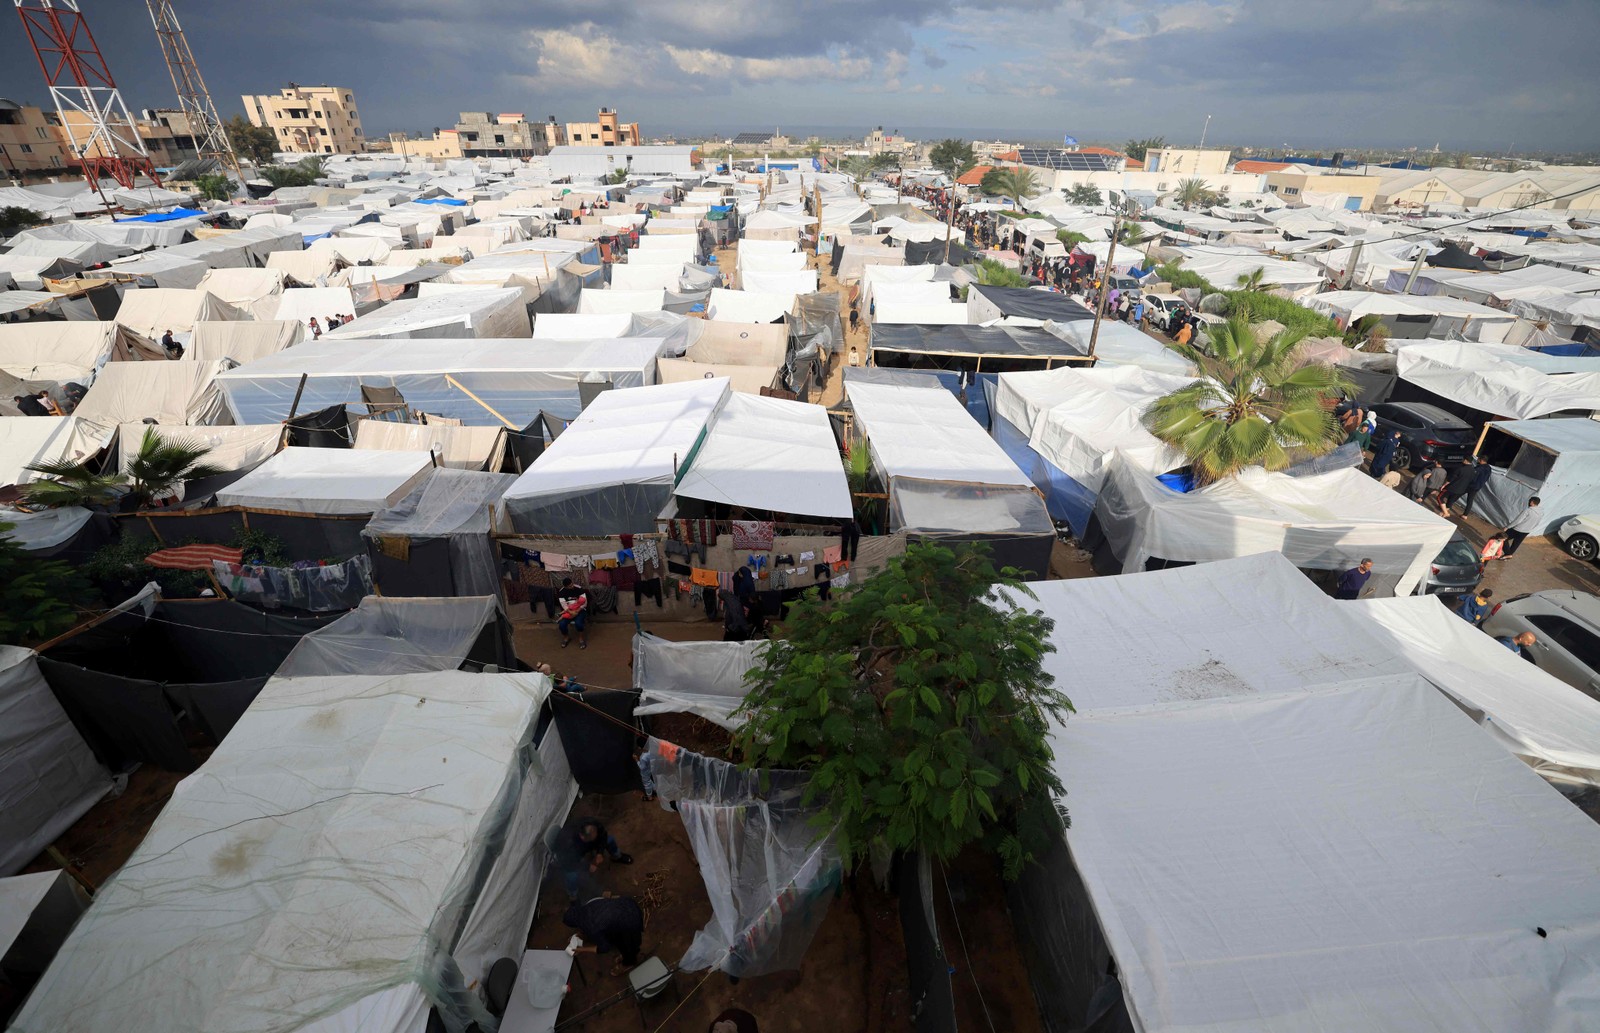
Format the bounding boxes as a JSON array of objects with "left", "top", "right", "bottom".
[
  {"left": 22, "top": 460, "right": 127, "bottom": 510},
  {"left": 990, "top": 167, "right": 1040, "bottom": 209},
  {"left": 1234, "top": 268, "right": 1268, "bottom": 292},
  {"left": 125, "top": 428, "right": 220, "bottom": 506},
  {"left": 1142, "top": 314, "right": 1352, "bottom": 483},
  {"left": 1117, "top": 222, "right": 1146, "bottom": 247},
  {"left": 1175, "top": 177, "right": 1215, "bottom": 211}
]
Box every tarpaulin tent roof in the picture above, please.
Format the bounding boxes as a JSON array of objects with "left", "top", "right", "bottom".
[
  {"left": 632, "top": 632, "right": 766, "bottom": 730},
  {"left": 354, "top": 420, "right": 507, "bottom": 470},
  {"left": 363, "top": 473, "right": 516, "bottom": 598},
  {"left": 217, "top": 337, "right": 666, "bottom": 425},
  {"left": 705, "top": 288, "right": 795, "bottom": 324},
  {"left": 9, "top": 668, "right": 567, "bottom": 1033},
  {"left": 1394, "top": 340, "right": 1600, "bottom": 418},
  {"left": 1425, "top": 240, "right": 1487, "bottom": 269},
  {"left": 686, "top": 320, "right": 789, "bottom": 367},
  {"left": 502, "top": 377, "right": 730, "bottom": 535},
  {"left": 275, "top": 596, "right": 508, "bottom": 677},
  {"left": 656, "top": 357, "right": 779, "bottom": 394},
  {"left": 0, "top": 322, "right": 116, "bottom": 383},
  {"left": 0, "top": 252, "right": 84, "bottom": 290},
  {"left": 196, "top": 267, "right": 287, "bottom": 307},
  {"left": 252, "top": 286, "right": 357, "bottom": 327},
  {"left": 577, "top": 288, "right": 667, "bottom": 315},
  {"left": 847, "top": 380, "right": 1033, "bottom": 489},
  {"left": 1042, "top": 319, "right": 1198, "bottom": 377},
  {"left": 870, "top": 323, "right": 1086, "bottom": 361},
  {"left": 113, "top": 288, "right": 244, "bottom": 336},
  {"left": 116, "top": 423, "right": 281, "bottom": 476},
  {"left": 186, "top": 320, "right": 304, "bottom": 365},
  {"left": 967, "top": 284, "right": 1095, "bottom": 324},
  {"left": 0, "top": 645, "right": 109, "bottom": 875},
  {"left": 103, "top": 251, "right": 209, "bottom": 290},
  {"left": 672, "top": 391, "right": 852, "bottom": 519},
  {"left": 532, "top": 313, "right": 632, "bottom": 339},
  {"left": 609, "top": 262, "right": 687, "bottom": 292},
  {"left": 1471, "top": 418, "right": 1600, "bottom": 531},
  {"left": 74, "top": 360, "right": 231, "bottom": 428},
  {"left": 1015, "top": 553, "right": 1600, "bottom": 1032},
  {"left": 324, "top": 285, "right": 529, "bottom": 340},
  {"left": 1093, "top": 455, "right": 1456, "bottom": 595},
  {"left": 0, "top": 417, "right": 108, "bottom": 487},
  {"left": 215, "top": 447, "right": 433, "bottom": 515},
  {"left": 1358, "top": 594, "right": 1600, "bottom": 786}
]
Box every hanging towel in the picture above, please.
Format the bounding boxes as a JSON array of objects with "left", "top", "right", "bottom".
[
  {"left": 731, "top": 520, "right": 775, "bottom": 551},
  {"left": 544, "top": 552, "right": 571, "bottom": 571},
  {"left": 822, "top": 545, "right": 842, "bottom": 565},
  {"left": 690, "top": 567, "right": 720, "bottom": 588}
]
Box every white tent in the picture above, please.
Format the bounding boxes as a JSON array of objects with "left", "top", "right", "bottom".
[
  {"left": 1094, "top": 456, "right": 1455, "bottom": 596},
  {"left": 705, "top": 288, "right": 794, "bottom": 324},
  {"left": 185, "top": 320, "right": 304, "bottom": 365},
  {"left": 103, "top": 251, "right": 209, "bottom": 290},
  {"left": 0, "top": 322, "right": 116, "bottom": 383},
  {"left": 0, "top": 646, "right": 110, "bottom": 875},
  {"left": 672, "top": 391, "right": 853, "bottom": 519},
  {"left": 73, "top": 360, "right": 232, "bottom": 428},
  {"left": 1015, "top": 554, "right": 1600, "bottom": 1033},
  {"left": 253, "top": 286, "right": 358, "bottom": 330},
  {"left": 325, "top": 285, "right": 529, "bottom": 340},
  {"left": 196, "top": 267, "right": 288, "bottom": 307},
  {"left": 1358, "top": 594, "right": 1600, "bottom": 786},
  {"left": 847, "top": 380, "right": 1033, "bottom": 489},
  {"left": 115, "top": 423, "right": 282, "bottom": 476},
  {"left": 503, "top": 377, "right": 729, "bottom": 535},
  {"left": 609, "top": 262, "right": 685, "bottom": 291},
  {"left": 739, "top": 269, "right": 818, "bottom": 295},
  {"left": 215, "top": 447, "right": 433, "bottom": 515},
  {"left": 532, "top": 312, "right": 632, "bottom": 340},
  {"left": 861, "top": 263, "right": 935, "bottom": 310},
  {"left": 632, "top": 632, "right": 765, "bottom": 730},
  {"left": 577, "top": 288, "right": 667, "bottom": 315},
  {"left": 114, "top": 288, "right": 245, "bottom": 336},
  {"left": 1308, "top": 290, "right": 1516, "bottom": 344},
  {"left": 0, "top": 417, "right": 112, "bottom": 487},
  {"left": 1394, "top": 341, "right": 1600, "bottom": 419},
  {"left": 9, "top": 669, "right": 576, "bottom": 1033}
]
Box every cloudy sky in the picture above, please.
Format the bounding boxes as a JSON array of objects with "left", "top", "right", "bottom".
[{"left": 2, "top": 0, "right": 1595, "bottom": 151}]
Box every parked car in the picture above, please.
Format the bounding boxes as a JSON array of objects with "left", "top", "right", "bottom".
[
  {"left": 1481, "top": 590, "right": 1600, "bottom": 698},
  {"left": 1369, "top": 402, "right": 1476, "bottom": 471},
  {"left": 1141, "top": 292, "right": 1187, "bottom": 325},
  {"left": 1558, "top": 515, "right": 1600, "bottom": 561},
  {"left": 1416, "top": 533, "right": 1484, "bottom": 596},
  {"left": 1107, "top": 274, "right": 1143, "bottom": 299}
]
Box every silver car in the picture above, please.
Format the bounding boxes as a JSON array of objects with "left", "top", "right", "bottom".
[{"left": 1481, "top": 590, "right": 1600, "bottom": 699}]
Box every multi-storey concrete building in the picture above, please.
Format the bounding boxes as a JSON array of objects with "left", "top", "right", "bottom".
[
  {"left": 242, "top": 84, "right": 364, "bottom": 155},
  {"left": 565, "top": 107, "right": 640, "bottom": 147}
]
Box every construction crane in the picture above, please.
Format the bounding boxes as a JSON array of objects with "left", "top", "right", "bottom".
[
  {"left": 14, "top": 0, "right": 161, "bottom": 201},
  {"left": 145, "top": 0, "right": 243, "bottom": 186}
]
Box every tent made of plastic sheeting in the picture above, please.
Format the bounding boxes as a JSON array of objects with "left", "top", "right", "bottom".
[
  {"left": 705, "top": 288, "right": 795, "bottom": 324},
  {"left": 1031, "top": 671, "right": 1600, "bottom": 1033},
  {"left": 0, "top": 322, "right": 117, "bottom": 383},
  {"left": 6, "top": 230, "right": 128, "bottom": 268},
  {"left": 502, "top": 377, "right": 730, "bottom": 535},
  {"left": 0, "top": 646, "right": 110, "bottom": 875},
  {"left": 632, "top": 632, "right": 764, "bottom": 730},
  {"left": 251, "top": 285, "right": 357, "bottom": 329},
  {"left": 186, "top": 319, "right": 304, "bottom": 365},
  {"left": 215, "top": 447, "right": 433, "bottom": 516},
  {"left": 685, "top": 320, "right": 789, "bottom": 367},
  {"left": 274, "top": 596, "right": 514, "bottom": 677},
  {"left": 1091, "top": 455, "right": 1455, "bottom": 595},
  {"left": 9, "top": 669, "right": 573, "bottom": 1033},
  {"left": 532, "top": 312, "right": 633, "bottom": 339},
  {"left": 657, "top": 357, "right": 779, "bottom": 395},
  {"left": 264, "top": 248, "right": 342, "bottom": 285},
  {"left": 1390, "top": 262, "right": 1600, "bottom": 306},
  {"left": 1394, "top": 340, "right": 1600, "bottom": 419},
  {"left": 195, "top": 267, "right": 287, "bottom": 307},
  {"left": 113, "top": 288, "right": 245, "bottom": 336},
  {"left": 991, "top": 366, "right": 1195, "bottom": 533},
  {"left": 861, "top": 263, "right": 935, "bottom": 310},
  {"left": 869, "top": 279, "right": 954, "bottom": 314},
  {"left": 115, "top": 423, "right": 281, "bottom": 479},
  {"left": 736, "top": 250, "right": 808, "bottom": 276},
  {"left": 0, "top": 417, "right": 107, "bottom": 487},
  {"left": 966, "top": 284, "right": 1095, "bottom": 325},
  {"left": 0, "top": 252, "right": 84, "bottom": 290},
  {"left": 308, "top": 234, "right": 393, "bottom": 265},
  {"left": 869, "top": 323, "right": 1088, "bottom": 371},
  {"left": 834, "top": 243, "right": 904, "bottom": 284},
  {"left": 217, "top": 337, "right": 667, "bottom": 426},
  {"left": 1167, "top": 245, "right": 1329, "bottom": 297},
  {"left": 354, "top": 420, "right": 508, "bottom": 471},
  {"left": 102, "top": 250, "right": 209, "bottom": 290},
  {"left": 577, "top": 288, "right": 667, "bottom": 315},
  {"left": 1358, "top": 594, "right": 1600, "bottom": 787},
  {"left": 1508, "top": 290, "right": 1600, "bottom": 331},
  {"left": 324, "top": 285, "right": 530, "bottom": 340},
  {"left": 0, "top": 869, "right": 92, "bottom": 979},
  {"left": 608, "top": 262, "right": 687, "bottom": 292},
  {"left": 73, "top": 360, "right": 232, "bottom": 428},
  {"left": 1472, "top": 418, "right": 1600, "bottom": 531},
  {"left": 439, "top": 249, "right": 581, "bottom": 291},
  {"left": 363, "top": 472, "right": 516, "bottom": 599},
  {"left": 671, "top": 392, "right": 853, "bottom": 519},
  {"left": 1042, "top": 318, "right": 1198, "bottom": 377}
]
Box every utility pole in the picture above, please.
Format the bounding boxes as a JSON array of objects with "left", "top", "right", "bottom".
[
  {"left": 1401, "top": 250, "right": 1426, "bottom": 295},
  {"left": 1086, "top": 201, "right": 1130, "bottom": 362},
  {"left": 1342, "top": 240, "right": 1364, "bottom": 289},
  {"left": 146, "top": 0, "right": 242, "bottom": 187}
]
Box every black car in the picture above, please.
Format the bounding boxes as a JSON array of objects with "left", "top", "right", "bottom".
[{"left": 1370, "top": 402, "right": 1476, "bottom": 470}]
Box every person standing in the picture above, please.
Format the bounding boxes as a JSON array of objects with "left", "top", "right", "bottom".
[
  {"left": 1498, "top": 497, "right": 1543, "bottom": 558},
  {"left": 1369, "top": 428, "right": 1401, "bottom": 479},
  {"left": 1442, "top": 456, "right": 1478, "bottom": 512},
  {"left": 1334, "top": 558, "right": 1374, "bottom": 600},
  {"left": 1461, "top": 459, "right": 1494, "bottom": 516},
  {"left": 1456, "top": 588, "right": 1493, "bottom": 626},
  {"left": 308, "top": 317, "right": 322, "bottom": 340}
]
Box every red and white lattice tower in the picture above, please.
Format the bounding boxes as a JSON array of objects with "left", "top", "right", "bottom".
[
  {"left": 14, "top": 0, "right": 162, "bottom": 193},
  {"left": 145, "top": 0, "right": 241, "bottom": 183}
]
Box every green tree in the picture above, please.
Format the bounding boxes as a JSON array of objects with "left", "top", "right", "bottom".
[
  {"left": 1117, "top": 221, "right": 1147, "bottom": 247},
  {"left": 0, "top": 523, "right": 88, "bottom": 645},
  {"left": 973, "top": 257, "right": 1030, "bottom": 288},
  {"left": 1057, "top": 230, "right": 1090, "bottom": 249},
  {"left": 193, "top": 173, "right": 232, "bottom": 202},
  {"left": 258, "top": 157, "right": 327, "bottom": 189},
  {"left": 225, "top": 115, "right": 277, "bottom": 165},
  {"left": 977, "top": 167, "right": 1009, "bottom": 196},
  {"left": 868, "top": 152, "right": 903, "bottom": 174},
  {"left": 928, "top": 138, "right": 976, "bottom": 180},
  {"left": 989, "top": 167, "right": 1040, "bottom": 208},
  {"left": 1175, "top": 177, "right": 1218, "bottom": 210},
  {"left": 125, "top": 428, "right": 220, "bottom": 507},
  {"left": 1, "top": 206, "right": 46, "bottom": 236},
  {"left": 1123, "top": 136, "right": 1165, "bottom": 162},
  {"left": 22, "top": 459, "right": 127, "bottom": 510},
  {"left": 1234, "top": 268, "right": 1268, "bottom": 292},
  {"left": 735, "top": 543, "right": 1071, "bottom": 879},
  {"left": 1065, "top": 183, "right": 1103, "bottom": 207},
  {"left": 1143, "top": 314, "right": 1352, "bottom": 482}
]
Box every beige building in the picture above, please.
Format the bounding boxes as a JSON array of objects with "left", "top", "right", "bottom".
[
  {"left": 0, "top": 98, "right": 72, "bottom": 178},
  {"left": 541, "top": 117, "right": 568, "bottom": 150},
  {"left": 565, "top": 107, "right": 640, "bottom": 147},
  {"left": 51, "top": 108, "right": 201, "bottom": 168},
  {"left": 1145, "top": 147, "right": 1231, "bottom": 176},
  {"left": 388, "top": 129, "right": 464, "bottom": 161},
  {"left": 1262, "top": 167, "right": 1381, "bottom": 211},
  {"left": 243, "top": 84, "right": 364, "bottom": 155},
  {"left": 454, "top": 112, "right": 544, "bottom": 157}
]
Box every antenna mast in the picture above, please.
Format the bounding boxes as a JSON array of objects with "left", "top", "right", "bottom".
[{"left": 146, "top": 0, "right": 242, "bottom": 184}]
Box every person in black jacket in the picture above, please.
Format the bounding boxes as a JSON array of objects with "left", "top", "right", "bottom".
[{"left": 1462, "top": 459, "right": 1494, "bottom": 516}]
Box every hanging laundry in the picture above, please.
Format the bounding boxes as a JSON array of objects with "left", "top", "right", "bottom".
[
  {"left": 690, "top": 567, "right": 720, "bottom": 588},
  {"left": 544, "top": 552, "right": 571, "bottom": 571},
  {"left": 822, "top": 545, "right": 842, "bottom": 565},
  {"left": 731, "top": 520, "right": 775, "bottom": 551}
]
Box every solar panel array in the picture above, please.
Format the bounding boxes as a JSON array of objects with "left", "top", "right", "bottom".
[
  {"left": 731, "top": 132, "right": 772, "bottom": 145},
  {"left": 1014, "top": 149, "right": 1117, "bottom": 171}
]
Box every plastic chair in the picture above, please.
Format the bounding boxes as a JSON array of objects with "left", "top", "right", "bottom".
[
  {"left": 628, "top": 957, "right": 678, "bottom": 1029},
  {"left": 485, "top": 956, "right": 519, "bottom": 1017}
]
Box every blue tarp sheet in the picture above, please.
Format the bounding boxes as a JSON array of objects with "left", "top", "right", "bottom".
[
  {"left": 991, "top": 413, "right": 1094, "bottom": 532},
  {"left": 115, "top": 206, "right": 207, "bottom": 223},
  {"left": 415, "top": 197, "right": 468, "bottom": 206}
]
